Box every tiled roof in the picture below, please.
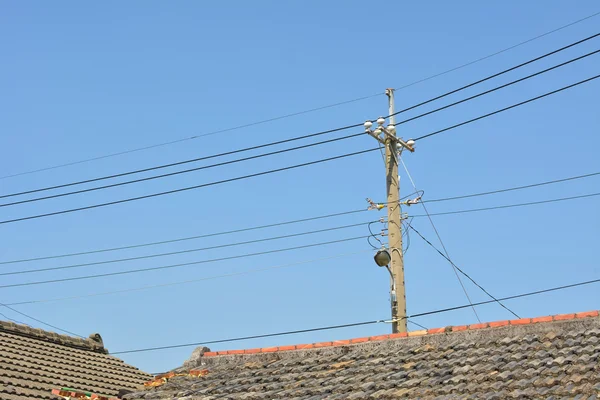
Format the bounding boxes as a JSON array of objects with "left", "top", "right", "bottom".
[
  {"left": 127, "top": 311, "right": 600, "bottom": 399},
  {"left": 0, "top": 320, "right": 152, "bottom": 400}
]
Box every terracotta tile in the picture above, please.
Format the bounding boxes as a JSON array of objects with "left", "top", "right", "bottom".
[
  {"left": 350, "top": 337, "right": 369, "bottom": 344},
  {"left": 553, "top": 313, "right": 576, "bottom": 321},
  {"left": 427, "top": 327, "right": 446, "bottom": 334},
  {"left": 369, "top": 335, "right": 390, "bottom": 341},
  {"left": 510, "top": 318, "right": 532, "bottom": 325},
  {"left": 408, "top": 329, "right": 427, "bottom": 337},
  {"left": 489, "top": 320, "right": 509, "bottom": 328},
  {"left": 389, "top": 332, "right": 408, "bottom": 339},
  {"left": 532, "top": 316, "right": 553, "bottom": 324},
  {"left": 469, "top": 323, "right": 489, "bottom": 330},
  {"left": 261, "top": 346, "right": 279, "bottom": 353},
  {"left": 278, "top": 345, "right": 296, "bottom": 351},
  {"left": 575, "top": 311, "right": 598, "bottom": 319},
  {"left": 452, "top": 325, "right": 468, "bottom": 332}
]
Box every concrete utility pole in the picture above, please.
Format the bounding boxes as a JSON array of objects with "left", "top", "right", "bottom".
[
  {"left": 385, "top": 88, "right": 407, "bottom": 334},
  {"left": 364, "top": 89, "right": 415, "bottom": 334}
]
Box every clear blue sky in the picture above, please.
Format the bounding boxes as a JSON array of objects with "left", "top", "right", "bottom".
[{"left": 0, "top": 1, "right": 598, "bottom": 373}]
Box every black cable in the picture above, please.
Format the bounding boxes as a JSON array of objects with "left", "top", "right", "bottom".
[
  {"left": 408, "top": 320, "right": 428, "bottom": 330},
  {"left": 0, "top": 209, "right": 367, "bottom": 265},
  {"left": 0, "top": 133, "right": 366, "bottom": 208},
  {"left": 0, "top": 221, "right": 374, "bottom": 277},
  {"left": 0, "top": 235, "right": 369, "bottom": 290},
  {"left": 0, "top": 148, "right": 379, "bottom": 225},
  {"left": 4, "top": 250, "right": 373, "bottom": 307},
  {"left": 391, "top": 33, "right": 600, "bottom": 119},
  {"left": 408, "top": 224, "right": 520, "bottom": 319},
  {"left": 0, "top": 129, "right": 362, "bottom": 201},
  {"left": 5, "top": 32, "right": 599, "bottom": 196},
  {"left": 414, "top": 192, "right": 600, "bottom": 217},
  {"left": 0, "top": 301, "right": 83, "bottom": 337},
  {"left": 415, "top": 73, "right": 600, "bottom": 141},
  {"left": 395, "top": 48, "right": 600, "bottom": 126},
  {"left": 110, "top": 277, "right": 600, "bottom": 354},
  {"left": 5, "top": 14, "right": 598, "bottom": 182},
  {"left": 425, "top": 171, "right": 600, "bottom": 203},
  {"left": 3, "top": 171, "right": 590, "bottom": 265}
]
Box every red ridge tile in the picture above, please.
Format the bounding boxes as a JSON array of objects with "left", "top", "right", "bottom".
[
  {"left": 203, "top": 351, "right": 217, "bottom": 357},
  {"left": 296, "top": 343, "right": 314, "bottom": 350},
  {"left": 262, "top": 346, "right": 279, "bottom": 353},
  {"left": 532, "top": 316, "right": 553, "bottom": 324},
  {"left": 350, "top": 337, "right": 369, "bottom": 344},
  {"left": 575, "top": 311, "right": 598, "bottom": 319},
  {"left": 244, "top": 348, "right": 260, "bottom": 354},
  {"left": 278, "top": 345, "right": 296, "bottom": 351},
  {"left": 389, "top": 332, "right": 408, "bottom": 339},
  {"left": 427, "top": 327, "right": 445, "bottom": 334},
  {"left": 554, "top": 313, "right": 576, "bottom": 321},
  {"left": 333, "top": 340, "right": 351, "bottom": 346},
  {"left": 369, "top": 334, "right": 390, "bottom": 341},
  {"left": 489, "top": 320, "right": 509, "bottom": 328},
  {"left": 510, "top": 318, "right": 532, "bottom": 325},
  {"left": 452, "top": 325, "right": 468, "bottom": 332},
  {"left": 469, "top": 323, "right": 489, "bottom": 330},
  {"left": 314, "top": 341, "right": 333, "bottom": 348},
  {"left": 408, "top": 329, "right": 427, "bottom": 337}
]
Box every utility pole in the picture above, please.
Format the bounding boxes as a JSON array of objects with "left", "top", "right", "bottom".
[
  {"left": 365, "top": 89, "right": 415, "bottom": 334},
  {"left": 385, "top": 88, "right": 407, "bottom": 334}
]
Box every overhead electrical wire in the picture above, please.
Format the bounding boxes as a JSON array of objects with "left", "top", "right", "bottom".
[
  {"left": 3, "top": 12, "right": 597, "bottom": 181},
  {"left": 1, "top": 170, "right": 595, "bottom": 266},
  {"left": 0, "top": 221, "right": 377, "bottom": 277},
  {"left": 398, "top": 158, "right": 481, "bottom": 323},
  {"left": 0, "top": 126, "right": 363, "bottom": 200},
  {"left": 0, "top": 300, "right": 83, "bottom": 338},
  {"left": 0, "top": 235, "right": 370, "bottom": 290},
  {"left": 407, "top": 224, "right": 520, "bottom": 319},
  {"left": 4, "top": 70, "right": 598, "bottom": 226},
  {"left": 0, "top": 133, "right": 367, "bottom": 208},
  {"left": 390, "top": 33, "right": 600, "bottom": 119},
  {"left": 0, "top": 148, "right": 379, "bottom": 225},
  {"left": 109, "top": 276, "right": 600, "bottom": 354},
  {"left": 425, "top": 171, "right": 600, "bottom": 203},
  {"left": 4, "top": 250, "right": 374, "bottom": 307},
  {"left": 414, "top": 73, "right": 600, "bottom": 141},
  {"left": 0, "top": 209, "right": 368, "bottom": 265},
  {"left": 415, "top": 192, "right": 600, "bottom": 217},
  {"left": 394, "top": 48, "right": 600, "bottom": 126},
  {"left": 5, "top": 45, "right": 599, "bottom": 208}
]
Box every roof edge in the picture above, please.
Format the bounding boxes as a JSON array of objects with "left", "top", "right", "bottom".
[
  {"left": 0, "top": 320, "right": 106, "bottom": 353},
  {"left": 202, "top": 310, "right": 599, "bottom": 357}
]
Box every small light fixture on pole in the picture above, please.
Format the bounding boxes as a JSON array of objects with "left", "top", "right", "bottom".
[{"left": 373, "top": 247, "right": 398, "bottom": 328}]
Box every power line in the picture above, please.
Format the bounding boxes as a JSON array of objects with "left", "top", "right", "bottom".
[
  {"left": 0, "top": 126, "right": 362, "bottom": 201},
  {"left": 392, "top": 33, "right": 600, "bottom": 119},
  {"left": 0, "top": 301, "right": 83, "bottom": 338},
  {"left": 425, "top": 171, "right": 600, "bottom": 203},
  {"left": 4, "top": 33, "right": 598, "bottom": 202},
  {"left": 0, "top": 209, "right": 367, "bottom": 265},
  {"left": 3, "top": 13, "right": 598, "bottom": 181},
  {"left": 395, "top": 48, "right": 600, "bottom": 126},
  {"left": 415, "top": 73, "right": 600, "bottom": 141},
  {"left": 0, "top": 148, "right": 379, "bottom": 225},
  {"left": 5, "top": 66, "right": 596, "bottom": 224},
  {"left": 0, "top": 133, "right": 366, "bottom": 208},
  {"left": 110, "top": 276, "right": 600, "bottom": 354},
  {"left": 2, "top": 171, "right": 595, "bottom": 266},
  {"left": 0, "top": 235, "right": 369, "bottom": 290},
  {"left": 407, "top": 224, "right": 520, "bottom": 319},
  {"left": 415, "top": 192, "right": 600, "bottom": 217},
  {"left": 398, "top": 158, "right": 481, "bottom": 323},
  {"left": 4, "top": 250, "right": 373, "bottom": 307},
  {"left": 0, "top": 221, "right": 376, "bottom": 277}
]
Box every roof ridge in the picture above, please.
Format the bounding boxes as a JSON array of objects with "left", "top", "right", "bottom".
[
  {"left": 200, "top": 310, "right": 599, "bottom": 357},
  {"left": 0, "top": 319, "right": 106, "bottom": 353}
]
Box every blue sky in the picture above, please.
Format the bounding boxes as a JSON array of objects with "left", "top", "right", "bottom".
[{"left": 0, "top": 1, "right": 598, "bottom": 373}]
